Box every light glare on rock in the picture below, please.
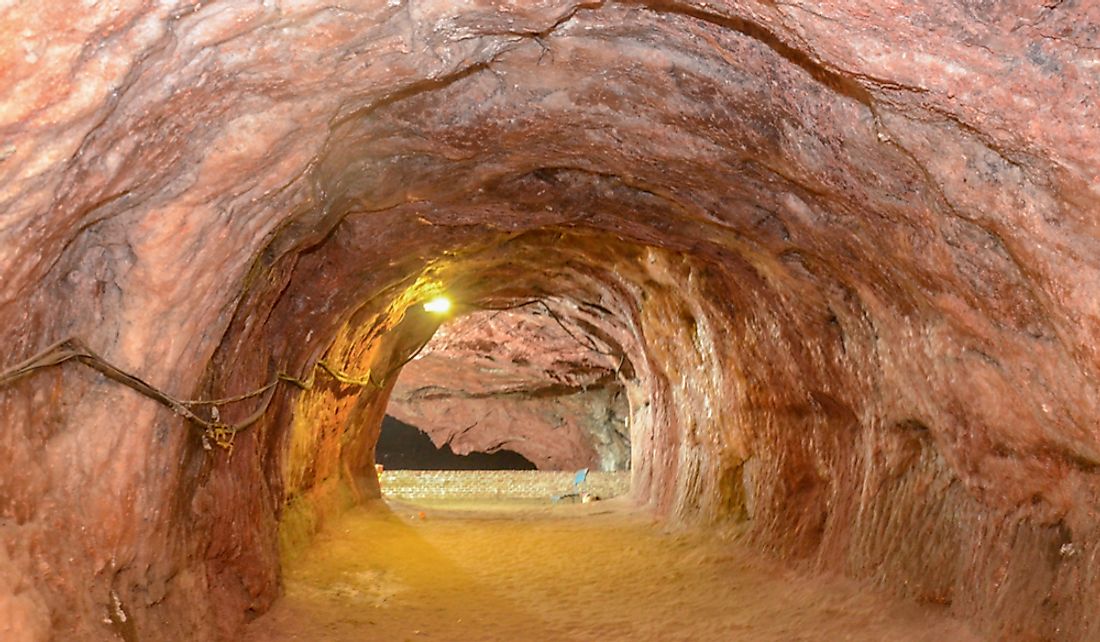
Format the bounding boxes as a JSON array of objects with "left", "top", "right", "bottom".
[{"left": 423, "top": 295, "right": 452, "bottom": 314}]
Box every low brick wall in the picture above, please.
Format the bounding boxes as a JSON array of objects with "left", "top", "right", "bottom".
[{"left": 378, "top": 470, "right": 631, "bottom": 500}]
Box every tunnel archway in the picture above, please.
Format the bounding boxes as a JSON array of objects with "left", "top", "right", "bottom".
[
  {"left": 2, "top": 2, "right": 1098, "bottom": 640},
  {"left": 272, "top": 233, "right": 722, "bottom": 555},
  {"left": 374, "top": 415, "right": 539, "bottom": 471},
  {"left": 381, "top": 303, "right": 633, "bottom": 473}
]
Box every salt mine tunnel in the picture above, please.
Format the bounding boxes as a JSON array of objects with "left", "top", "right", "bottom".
[{"left": 1, "top": 0, "right": 1099, "bottom": 640}]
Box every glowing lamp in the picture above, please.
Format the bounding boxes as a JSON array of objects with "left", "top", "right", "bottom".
[{"left": 423, "top": 295, "right": 452, "bottom": 314}]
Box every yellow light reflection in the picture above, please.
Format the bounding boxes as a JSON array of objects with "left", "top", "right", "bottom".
[{"left": 423, "top": 295, "right": 452, "bottom": 314}]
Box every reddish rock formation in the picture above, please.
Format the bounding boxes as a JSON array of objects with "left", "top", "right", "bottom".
[
  {"left": 386, "top": 306, "right": 631, "bottom": 472},
  {"left": 1, "top": 1, "right": 1099, "bottom": 640}
]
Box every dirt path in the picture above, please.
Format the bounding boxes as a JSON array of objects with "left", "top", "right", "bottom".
[{"left": 244, "top": 498, "right": 978, "bottom": 642}]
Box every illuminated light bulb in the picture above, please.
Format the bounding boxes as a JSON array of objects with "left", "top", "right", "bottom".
[{"left": 423, "top": 295, "right": 452, "bottom": 314}]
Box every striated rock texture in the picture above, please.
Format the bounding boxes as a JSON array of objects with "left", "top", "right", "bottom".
[
  {"left": 386, "top": 307, "right": 631, "bottom": 472},
  {"left": 1, "top": 1, "right": 1099, "bottom": 640}
]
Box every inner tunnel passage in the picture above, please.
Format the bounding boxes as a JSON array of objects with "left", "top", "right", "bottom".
[
  {"left": 257, "top": 284, "right": 972, "bottom": 641},
  {"left": 375, "top": 416, "right": 539, "bottom": 472},
  {"left": 377, "top": 305, "right": 632, "bottom": 475}
]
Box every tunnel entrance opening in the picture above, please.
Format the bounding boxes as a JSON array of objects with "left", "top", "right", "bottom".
[
  {"left": 375, "top": 414, "right": 538, "bottom": 470},
  {"left": 375, "top": 301, "right": 633, "bottom": 504}
]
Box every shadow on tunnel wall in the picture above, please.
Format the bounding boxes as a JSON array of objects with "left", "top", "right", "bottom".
[{"left": 375, "top": 415, "right": 537, "bottom": 471}]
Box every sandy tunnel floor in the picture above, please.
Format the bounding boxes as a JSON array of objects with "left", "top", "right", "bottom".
[{"left": 243, "top": 498, "right": 978, "bottom": 642}]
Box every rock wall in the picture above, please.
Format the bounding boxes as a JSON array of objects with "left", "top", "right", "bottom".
[
  {"left": 387, "top": 307, "right": 631, "bottom": 472},
  {"left": 1, "top": 1, "right": 1099, "bottom": 640}
]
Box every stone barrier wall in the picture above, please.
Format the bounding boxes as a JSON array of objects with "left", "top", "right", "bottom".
[{"left": 379, "top": 470, "right": 631, "bottom": 500}]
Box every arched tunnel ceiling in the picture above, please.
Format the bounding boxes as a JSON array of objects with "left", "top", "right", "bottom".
[{"left": 1, "top": 1, "right": 1099, "bottom": 640}]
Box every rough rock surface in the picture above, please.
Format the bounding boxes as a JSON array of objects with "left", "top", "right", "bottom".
[
  {"left": 387, "top": 307, "right": 631, "bottom": 472},
  {"left": 1, "top": 1, "right": 1099, "bottom": 640}
]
